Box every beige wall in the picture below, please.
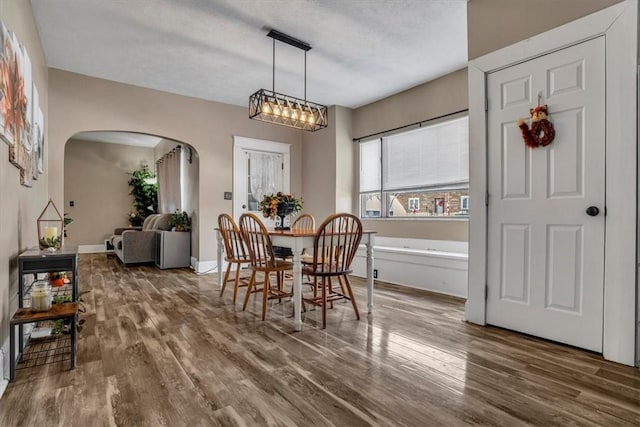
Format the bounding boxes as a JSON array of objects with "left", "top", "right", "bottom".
[
  {"left": 301, "top": 106, "right": 355, "bottom": 223},
  {"left": 467, "top": 0, "right": 623, "bottom": 59},
  {"left": 353, "top": 68, "right": 468, "bottom": 139},
  {"left": 352, "top": 68, "right": 470, "bottom": 241},
  {"left": 301, "top": 109, "right": 337, "bottom": 221},
  {"left": 49, "top": 69, "right": 303, "bottom": 263},
  {"left": 0, "top": 0, "right": 49, "bottom": 356},
  {"left": 64, "top": 139, "right": 155, "bottom": 247},
  {"left": 335, "top": 106, "right": 355, "bottom": 214}
]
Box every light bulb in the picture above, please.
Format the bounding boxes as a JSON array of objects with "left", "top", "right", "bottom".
[{"left": 262, "top": 103, "right": 271, "bottom": 114}]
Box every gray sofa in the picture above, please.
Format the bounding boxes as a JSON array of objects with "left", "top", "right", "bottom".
[{"left": 110, "top": 213, "right": 172, "bottom": 265}]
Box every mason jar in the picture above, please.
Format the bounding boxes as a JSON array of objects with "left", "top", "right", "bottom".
[{"left": 31, "top": 280, "right": 52, "bottom": 312}]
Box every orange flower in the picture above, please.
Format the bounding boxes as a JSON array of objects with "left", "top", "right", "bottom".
[{"left": 259, "top": 193, "right": 303, "bottom": 219}]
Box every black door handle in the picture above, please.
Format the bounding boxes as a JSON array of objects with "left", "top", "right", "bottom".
[
  {"left": 242, "top": 204, "right": 247, "bottom": 209},
  {"left": 586, "top": 206, "right": 599, "bottom": 217}
]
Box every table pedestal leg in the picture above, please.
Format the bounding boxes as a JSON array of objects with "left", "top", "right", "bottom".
[
  {"left": 292, "top": 242, "right": 303, "bottom": 331},
  {"left": 366, "top": 237, "right": 375, "bottom": 314},
  {"left": 216, "top": 230, "right": 223, "bottom": 289},
  {"left": 9, "top": 324, "right": 15, "bottom": 382}
]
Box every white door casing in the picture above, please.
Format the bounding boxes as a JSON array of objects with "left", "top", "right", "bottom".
[
  {"left": 468, "top": 1, "right": 637, "bottom": 365},
  {"left": 486, "top": 38, "right": 605, "bottom": 352},
  {"left": 232, "top": 136, "right": 291, "bottom": 225}
]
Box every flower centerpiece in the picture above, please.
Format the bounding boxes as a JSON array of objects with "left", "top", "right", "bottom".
[{"left": 258, "top": 192, "right": 303, "bottom": 230}]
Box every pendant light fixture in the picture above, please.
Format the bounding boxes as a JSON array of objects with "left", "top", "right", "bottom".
[{"left": 249, "top": 29, "right": 328, "bottom": 132}]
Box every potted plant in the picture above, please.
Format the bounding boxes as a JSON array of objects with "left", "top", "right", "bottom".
[
  {"left": 127, "top": 164, "right": 158, "bottom": 226},
  {"left": 258, "top": 192, "right": 303, "bottom": 230},
  {"left": 49, "top": 271, "right": 69, "bottom": 287},
  {"left": 168, "top": 210, "right": 191, "bottom": 232}
]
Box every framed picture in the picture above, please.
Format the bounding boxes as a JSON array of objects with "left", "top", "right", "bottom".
[
  {"left": 0, "top": 22, "right": 20, "bottom": 146},
  {"left": 32, "top": 84, "right": 44, "bottom": 175}
]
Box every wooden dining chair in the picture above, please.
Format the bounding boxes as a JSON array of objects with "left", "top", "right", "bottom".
[
  {"left": 239, "top": 213, "right": 293, "bottom": 320},
  {"left": 292, "top": 213, "right": 315, "bottom": 231},
  {"left": 217, "top": 213, "right": 251, "bottom": 304},
  {"left": 302, "top": 213, "right": 363, "bottom": 328}
]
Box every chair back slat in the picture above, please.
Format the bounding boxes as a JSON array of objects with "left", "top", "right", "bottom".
[
  {"left": 239, "top": 213, "right": 276, "bottom": 269},
  {"left": 291, "top": 213, "right": 315, "bottom": 231},
  {"left": 218, "top": 213, "right": 249, "bottom": 262},
  {"left": 312, "top": 213, "right": 362, "bottom": 275}
]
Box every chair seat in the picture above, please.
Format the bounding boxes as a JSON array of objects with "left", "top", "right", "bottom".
[{"left": 303, "top": 265, "right": 353, "bottom": 277}]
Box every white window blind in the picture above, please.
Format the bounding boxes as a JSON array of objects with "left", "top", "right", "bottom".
[
  {"left": 359, "top": 139, "right": 381, "bottom": 192},
  {"left": 382, "top": 116, "right": 469, "bottom": 191}
]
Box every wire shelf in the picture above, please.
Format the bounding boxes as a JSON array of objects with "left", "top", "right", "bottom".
[{"left": 16, "top": 326, "right": 71, "bottom": 371}]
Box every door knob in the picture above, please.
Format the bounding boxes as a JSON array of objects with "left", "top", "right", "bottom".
[
  {"left": 242, "top": 204, "right": 247, "bottom": 209},
  {"left": 586, "top": 206, "right": 599, "bottom": 217}
]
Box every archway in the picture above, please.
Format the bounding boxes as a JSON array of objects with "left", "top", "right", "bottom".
[{"left": 63, "top": 131, "right": 199, "bottom": 262}]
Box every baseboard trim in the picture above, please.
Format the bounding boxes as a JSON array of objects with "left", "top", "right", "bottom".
[
  {"left": 193, "top": 259, "right": 217, "bottom": 274},
  {"left": 78, "top": 244, "right": 106, "bottom": 254},
  {"left": 0, "top": 338, "right": 8, "bottom": 398}
]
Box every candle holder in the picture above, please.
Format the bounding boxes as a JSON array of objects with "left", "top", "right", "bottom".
[{"left": 37, "top": 199, "right": 63, "bottom": 251}]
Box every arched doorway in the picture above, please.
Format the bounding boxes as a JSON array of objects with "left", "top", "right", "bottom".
[{"left": 63, "top": 131, "right": 199, "bottom": 263}]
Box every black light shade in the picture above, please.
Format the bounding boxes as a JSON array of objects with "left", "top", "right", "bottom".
[
  {"left": 249, "top": 89, "right": 328, "bottom": 132},
  {"left": 249, "top": 29, "right": 328, "bottom": 132}
]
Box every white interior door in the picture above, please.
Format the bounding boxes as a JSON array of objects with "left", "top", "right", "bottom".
[
  {"left": 486, "top": 37, "right": 605, "bottom": 352},
  {"left": 232, "top": 136, "right": 290, "bottom": 225}
]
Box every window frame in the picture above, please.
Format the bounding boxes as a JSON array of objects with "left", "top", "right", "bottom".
[{"left": 358, "top": 113, "right": 469, "bottom": 220}]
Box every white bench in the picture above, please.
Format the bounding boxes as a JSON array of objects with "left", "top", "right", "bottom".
[{"left": 351, "top": 237, "right": 468, "bottom": 298}]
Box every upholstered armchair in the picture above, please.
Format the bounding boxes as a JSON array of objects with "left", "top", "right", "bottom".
[{"left": 110, "top": 213, "right": 172, "bottom": 265}]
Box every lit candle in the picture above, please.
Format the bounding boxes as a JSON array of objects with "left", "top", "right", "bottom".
[{"left": 44, "top": 226, "right": 58, "bottom": 239}]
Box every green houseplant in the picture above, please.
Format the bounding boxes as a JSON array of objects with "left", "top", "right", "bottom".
[
  {"left": 168, "top": 210, "right": 191, "bottom": 232},
  {"left": 127, "top": 164, "right": 158, "bottom": 226}
]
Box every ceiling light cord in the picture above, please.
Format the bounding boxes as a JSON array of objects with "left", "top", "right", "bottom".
[{"left": 272, "top": 38, "right": 275, "bottom": 93}]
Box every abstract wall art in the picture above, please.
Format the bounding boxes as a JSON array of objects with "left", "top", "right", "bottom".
[{"left": 0, "top": 20, "right": 45, "bottom": 187}]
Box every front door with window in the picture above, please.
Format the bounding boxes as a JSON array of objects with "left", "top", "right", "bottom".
[
  {"left": 486, "top": 37, "right": 605, "bottom": 352},
  {"left": 232, "top": 137, "right": 290, "bottom": 226}
]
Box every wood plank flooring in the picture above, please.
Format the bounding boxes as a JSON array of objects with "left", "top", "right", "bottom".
[{"left": 0, "top": 253, "right": 638, "bottom": 426}]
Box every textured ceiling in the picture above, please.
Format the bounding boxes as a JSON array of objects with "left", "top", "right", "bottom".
[{"left": 30, "top": 0, "right": 468, "bottom": 109}]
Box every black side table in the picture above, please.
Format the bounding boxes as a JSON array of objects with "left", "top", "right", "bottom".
[
  {"left": 11, "top": 246, "right": 79, "bottom": 381},
  {"left": 9, "top": 304, "right": 77, "bottom": 381}
]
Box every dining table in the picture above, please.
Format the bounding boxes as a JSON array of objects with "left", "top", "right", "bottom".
[{"left": 216, "top": 228, "right": 376, "bottom": 331}]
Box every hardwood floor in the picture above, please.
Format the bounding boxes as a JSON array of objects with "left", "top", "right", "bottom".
[{"left": 0, "top": 253, "right": 638, "bottom": 426}]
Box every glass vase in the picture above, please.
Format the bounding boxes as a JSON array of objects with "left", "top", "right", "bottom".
[{"left": 275, "top": 202, "right": 294, "bottom": 230}]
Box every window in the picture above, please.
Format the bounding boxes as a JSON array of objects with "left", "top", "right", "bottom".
[
  {"left": 359, "top": 115, "right": 469, "bottom": 218},
  {"left": 460, "top": 195, "right": 469, "bottom": 211}
]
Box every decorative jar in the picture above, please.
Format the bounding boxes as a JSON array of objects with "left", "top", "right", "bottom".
[{"left": 31, "top": 280, "right": 52, "bottom": 312}]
